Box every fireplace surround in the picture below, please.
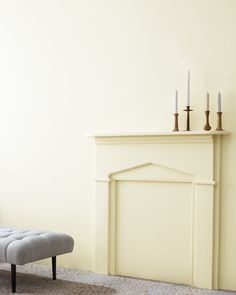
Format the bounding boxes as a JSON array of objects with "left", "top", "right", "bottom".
[{"left": 89, "top": 131, "right": 229, "bottom": 289}]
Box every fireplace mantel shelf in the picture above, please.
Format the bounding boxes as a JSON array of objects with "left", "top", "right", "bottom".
[{"left": 88, "top": 130, "right": 230, "bottom": 138}]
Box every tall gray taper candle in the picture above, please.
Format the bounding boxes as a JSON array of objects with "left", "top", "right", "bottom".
[{"left": 187, "top": 70, "right": 190, "bottom": 106}]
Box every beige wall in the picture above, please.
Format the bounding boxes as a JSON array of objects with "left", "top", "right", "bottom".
[{"left": 0, "top": 0, "right": 235, "bottom": 291}]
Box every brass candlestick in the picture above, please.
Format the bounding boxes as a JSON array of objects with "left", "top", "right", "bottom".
[
  {"left": 173, "top": 113, "right": 179, "bottom": 131},
  {"left": 216, "top": 112, "right": 223, "bottom": 131},
  {"left": 184, "top": 106, "right": 193, "bottom": 131},
  {"left": 204, "top": 110, "right": 211, "bottom": 131}
]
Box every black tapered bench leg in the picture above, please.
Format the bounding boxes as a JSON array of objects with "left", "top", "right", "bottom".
[
  {"left": 52, "top": 256, "right": 56, "bottom": 280},
  {"left": 11, "top": 258, "right": 56, "bottom": 293},
  {"left": 11, "top": 264, "right": 16, "bottom": 293}
]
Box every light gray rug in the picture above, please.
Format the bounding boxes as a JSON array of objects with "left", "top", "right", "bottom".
[{"left": 0, "top": 263, "right": 235, "bottom": 294}]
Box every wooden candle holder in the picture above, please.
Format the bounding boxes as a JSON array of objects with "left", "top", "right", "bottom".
[
  {"left": 204, "top": 110, "right": 211, "bottom": 131},
  {"left": 173, "top": 113, "right": 179, "bottom": 132},
  {"left": 216, "top": 112, "right": 223, "bottom": 131},
  {"left": 184, "top": 106, "right": 193, "bottom": 131}
]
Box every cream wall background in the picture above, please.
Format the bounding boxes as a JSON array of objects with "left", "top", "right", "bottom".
[{"left": 0, "top": 0, "right": 235, "bottom": 291}]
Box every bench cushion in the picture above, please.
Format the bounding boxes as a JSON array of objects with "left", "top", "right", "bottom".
[{"left": 0, "top": 227, "right": 74, "bottom": 265}]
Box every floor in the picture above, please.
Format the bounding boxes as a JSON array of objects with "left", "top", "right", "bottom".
[{"left": 0, "top": 262, "right": 235, "bottom": 295}]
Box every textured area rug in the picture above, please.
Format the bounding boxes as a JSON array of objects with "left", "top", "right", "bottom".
[
  {"left": 0, "top": 269, "right": 115, "bottom": 294},
  {"left": 0, "top": 263, "right": 235, "bottom": 295}
]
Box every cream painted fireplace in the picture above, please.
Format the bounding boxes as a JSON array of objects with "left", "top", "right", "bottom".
[{"left": 89, "top": 131, "right": 229, "bottom": 289}]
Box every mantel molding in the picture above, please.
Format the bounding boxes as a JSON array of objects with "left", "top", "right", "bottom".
[
  {"left": 88, "top": 130, "right": 230, "bottom": 138},
  {"left": 88, "top": 131, "right": 230, "bottom": 145}
]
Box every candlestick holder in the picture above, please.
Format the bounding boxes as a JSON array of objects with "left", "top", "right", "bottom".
[
  {"left": 184, "top": 106, "right": 193, "bottom": 131},
  {"left": 204, "top": 110, "right": 211, "bottom": 131},
  {"left": 216, "top": 112, "right": 223, "bottom": 131},
  {"left": 173, "top": 113, "right": 179, "bottom": 132}
]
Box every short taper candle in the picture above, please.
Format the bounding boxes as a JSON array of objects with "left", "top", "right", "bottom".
[
  {"left": 175, "top": 90, "right": 178, "bottom": 113},
  {"left": 206, "top": 93, "right": 209, "bottom": 111},
  {"left": 218, "top": 92, "right": 221, "bottom": 112}
]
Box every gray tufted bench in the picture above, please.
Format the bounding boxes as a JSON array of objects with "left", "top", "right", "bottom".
[{"left": 0, "top": 227, "right": 74, "bottom": 293}]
